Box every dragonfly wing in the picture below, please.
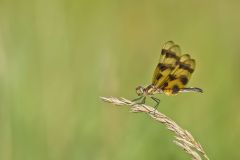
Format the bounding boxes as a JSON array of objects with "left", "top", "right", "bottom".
[
  {"left": 152, "top": 41, "right": 181, "bottom": 89},
  {"left": 161, "top": 55, "right": 196, "bottom": 95}
]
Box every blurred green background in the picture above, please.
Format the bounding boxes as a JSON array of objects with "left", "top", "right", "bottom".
[{"left": 0, "top": 0, "right": 240, "bottom": 159}]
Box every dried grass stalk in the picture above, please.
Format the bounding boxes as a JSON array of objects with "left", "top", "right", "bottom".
[{"left": 100, "top": 96, "right": 209, "bottom": 160}]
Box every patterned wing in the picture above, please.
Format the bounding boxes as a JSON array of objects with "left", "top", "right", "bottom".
[
  {"left": 161, "top": 54, "right": 196, "bottom": 95},
  {"left": 152, "top": 41, "right": 181, "bottom": 88}
]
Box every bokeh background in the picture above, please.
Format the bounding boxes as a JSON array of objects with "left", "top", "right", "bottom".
[{"left": 0, "top": 0, "right": 240, "bottom": 160}]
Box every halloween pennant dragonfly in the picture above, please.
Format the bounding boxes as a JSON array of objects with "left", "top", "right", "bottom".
[{"left": 134, "top": 41, "right": 203, "bottom": 108}]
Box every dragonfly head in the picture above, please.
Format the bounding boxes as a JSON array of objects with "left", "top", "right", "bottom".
[{"left": 136, "top": 86, "right": 145, "bottom": 96}]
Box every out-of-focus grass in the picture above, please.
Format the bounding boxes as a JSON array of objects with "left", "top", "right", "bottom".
[{"left": 0, "top": 0, "right": 240, "bottom": 160}]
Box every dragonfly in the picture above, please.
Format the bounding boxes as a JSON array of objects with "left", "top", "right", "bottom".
[{"left": 133, "top": 41, "right": 203, "bottom": 108}]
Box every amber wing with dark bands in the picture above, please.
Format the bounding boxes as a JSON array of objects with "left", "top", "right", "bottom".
[
  {"left": 162, "top": 54, "right": 196, "bottom": 95},
  {"left": 152, "top": 41, "right": 181, "bottom": 88}
]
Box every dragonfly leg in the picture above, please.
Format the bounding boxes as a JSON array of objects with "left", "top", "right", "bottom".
[
  {"left": 150, "top": 96, "right": 160, "bottom": 110},
  {"left": 141, "top": 96, "right": 146, "bottom": 104},
  {"left": 132, "top": 96, "right": 143, "bottom": 102},
  {"left": 132, "top": 96, "right": 146, "bottom": 105}
]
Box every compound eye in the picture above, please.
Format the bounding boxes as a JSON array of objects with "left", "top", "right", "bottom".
[{"left": 136, "top": 86, "right": 144, "bottom": 96}]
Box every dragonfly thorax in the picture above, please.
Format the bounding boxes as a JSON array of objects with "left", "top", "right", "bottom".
[{"left": 136, "top": 85, "right": 163, "bottom": 96}]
